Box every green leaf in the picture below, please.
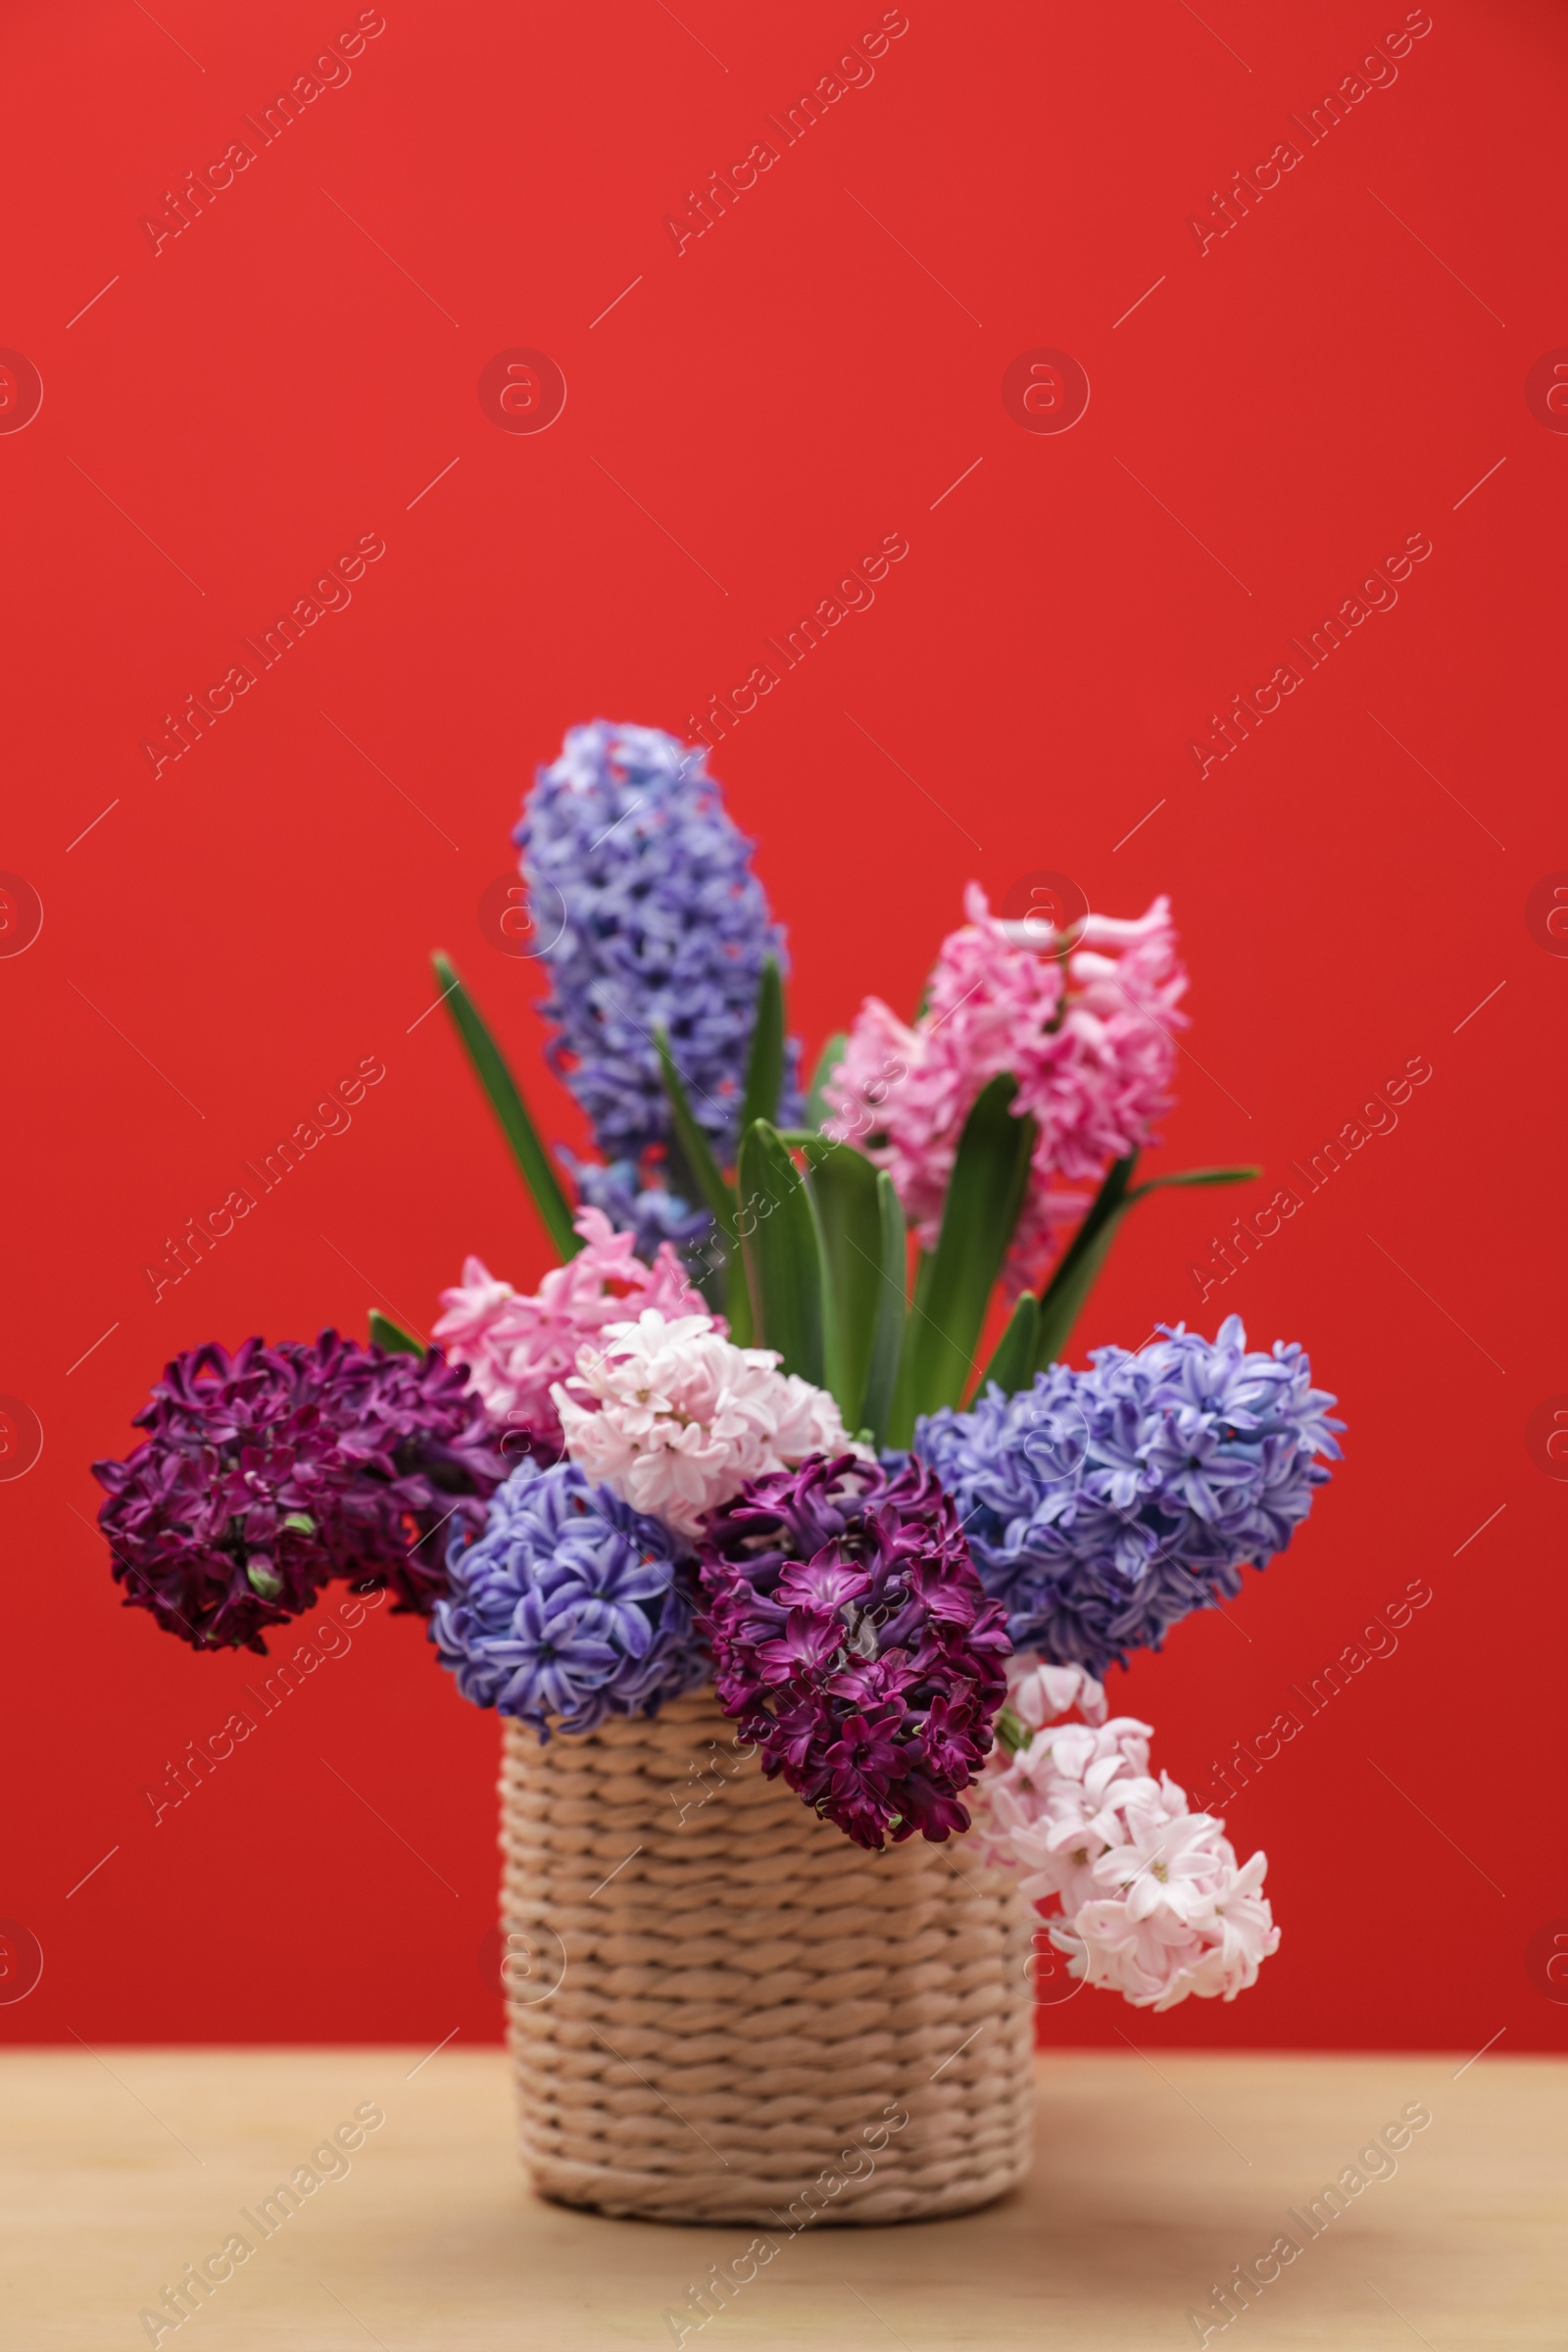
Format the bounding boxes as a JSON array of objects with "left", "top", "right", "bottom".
[
  {"left": 803, "top": 1032, "right": 848, "bottom": 1130},
  {"left": 654, "top": 1031, "right": 735, "bottom": 1227},
  {"left": 741, "top": 956, "right": 786, "bottom": 1134},
  {"left": 976, "top": 1291, "right": 1039, "bottom": 1397},
  {"left": 1127, "top": 1164, "right": 1260, "bottom": 1200},
  {"left": 802, "top": 1137, "right": 883, "bottom": 1426},
  {"left": 431, "top": 953, "right": 578, "bottom": 1260},
  {"left": 1033, "top": 1154, "right": 1138, "bottom": 1370},
  {"left": 661, "top": 1127, "right": 729, "bottom": 1321},
  {"left": 858, "top": 1173, "right": 907, "bottom": 1446},
  {"left": 1032, "top": 1159, "right": 1262, "bottom": 1371},
  {"left": 884, "top": 1245, "right": 930, "bottom": 1446},
  {"left": 655, "top": 1030, "right": 751, "bottom": 1345},
  {"left": 887, "top": 1075, "right": 1036, "bottom": 1440},
  {"left": 737, "top": 1121, "right": 825, "bottom": 1384},
  {"left": 368, "top": 1310, "right": 423, "bottom": 1357},
  {"left": 995, "top": 1703, "right": 1029, "bottom": 1757}
]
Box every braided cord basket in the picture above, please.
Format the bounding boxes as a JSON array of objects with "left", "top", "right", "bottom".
[{"left": 499, "top": 1690, "right": 1036, "bottom": 2225}]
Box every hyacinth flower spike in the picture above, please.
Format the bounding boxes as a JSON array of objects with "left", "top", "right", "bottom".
[
  {"left": 517, "top": 721, "right": 801, "bottom": 1161},
  {"left": 696, "top": 1453, "right": 1009, "bottom": 1849},
  {"left": 821, "top": 886, "right": 1261, "bottom": 1421},
  {"left": 916, "top": 1315, "right": 1342, "bottom": 1676},
  {"left": 431, "top": 1459, "right": 708, "bottom": 1737},
  {"left": 976, "top": 1661, "right": 1281, "bottom": 2009},
  {"left": 433, "top": 1204, "right": 710, "bottom": 1465},
  {"left": 93, "top": 1334, "right": 506, "bottom": 1652},
  {"left": 515, "top": 719, "right": 803, "bottom": 1301},
  {"left": 432, "top": 717, "right": 803, "bottom": 1304}
]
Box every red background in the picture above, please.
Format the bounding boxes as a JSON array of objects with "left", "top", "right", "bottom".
[{"left": 2, "top": 0, "right": 1563, "bottom": 2055}]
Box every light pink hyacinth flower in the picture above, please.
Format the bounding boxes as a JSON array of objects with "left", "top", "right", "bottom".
[
  {"left": 823, "top": 884, "right": 1188, "bottom": 1290},
  {"left": 554, "top": 1307, "right": 859, "bottom": 1540},
  {"left": 979, "top": 1658, "right": 1279, "bottom": 2009},
  {"left": 432, "top": 1208, "right": 710, "bottom": 1460}
]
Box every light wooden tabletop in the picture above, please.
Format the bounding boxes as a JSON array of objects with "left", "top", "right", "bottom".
[{"left": 1, "top": 2048, "right": 1561, "bottom": 2349}]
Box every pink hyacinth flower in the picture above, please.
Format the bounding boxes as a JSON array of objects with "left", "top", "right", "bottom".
[
  {"left": 976, "top": 1665, "right": 1279, "bottom": 2009},
  {"left": 554, "top": 1307, "right": 861, "bottom": 1539},
  {"left": 823, "top": 883, "right": 1188, "bottom": 1291},
  {"left": 432, "top": 1207, "right": 711, "bottom": 1461}
]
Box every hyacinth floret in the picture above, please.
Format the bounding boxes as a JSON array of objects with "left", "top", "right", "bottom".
[
  {"left": 696, "top": 1453, "right": 1010, "bottom": 1850},
  {"left": 93, "top": 1335, "right": 506, "bottom": 1653},
  {"left": 433, "top": 1206, "right": 710, "bottom": 1462},
  {"left": 915, "top": 1315, "right": 1342, "bottom": 1676},
  {"left": 431, "top": 1459, "right": 707, "bottom": 1736},
  {"left": 515, "top": 719, "right": 802, "bottom": 1173},
  {"left": 554, "top": 1306, "right": 858, "bottom": 1540},
  {"left": 976, "top": 1660, "right": 1279, "bottom": 2008},
  {"left": 563, "top": 1152, "right": 714, "bottom": 1268},
  {"left": 824, "top": 884, "right": 1187, "bottom": 1292}
]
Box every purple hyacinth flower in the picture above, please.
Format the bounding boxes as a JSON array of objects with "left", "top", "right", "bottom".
[
  {"left": 775, "top": 1556, "right": 873, "bottom": 1611},
  {"left": 515, "top": 720, "right": 803, "bottom": 1173},
  {"left": 92, "top": 1335, "right": 507, "bottom": 1653},
  {"left": 914, "top": 1313, "right": 1343, "bottom": 1678},
  {"left": 696, "top": 1453, "right": 1010, "bottom": 1850},
  {"left": 431, "top": 1458, "right": 708, "bottom": 1737},
  {"left": 756, "top": 1608, "right": 847, "bottom": 1683}
]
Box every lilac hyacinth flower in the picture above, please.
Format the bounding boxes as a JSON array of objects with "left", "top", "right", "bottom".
[
  {"left": 515, "top": 720, "right": 802, "bottom": 1177},
  {"left": 93, "top": 1336, "right": 507, "bottom": 1653},
  {"left": 695, "top": 1453, "right": 1010, "bottom": 1850},
  {"left": 914, "top": 1314, "right": 1342, "bottom": 1678},
  {"left": 432, "top": 1459, "right": 708, "bottom": 1737}
]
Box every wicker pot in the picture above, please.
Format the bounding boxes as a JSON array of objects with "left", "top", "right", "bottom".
[{"left": 499, "top": 1689, "right": 1036, "bottom": 2225}]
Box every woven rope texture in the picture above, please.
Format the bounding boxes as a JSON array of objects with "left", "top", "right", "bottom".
[{"left": 500, "top": 1690, "right": 1036, "bottom": 2224}]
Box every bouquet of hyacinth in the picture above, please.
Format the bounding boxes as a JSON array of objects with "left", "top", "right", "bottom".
[{"left": 94, "top": 718, "right": 1342, "bottom": 2013}]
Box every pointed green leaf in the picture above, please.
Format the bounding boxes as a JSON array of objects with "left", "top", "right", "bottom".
[
  {"left": 887, "top": 1075, "right": 1036, "bottom": 1440},
  {"left": 661, "top": 1127, "right": 730, "bottom": 1322},
  {"left": 885, "top": 1244, "right": 932, "bottom": 1448},
  {"left": 741, "top": 956, "right": 786, "bottom": 1135},
  {"left": 737, "top": 1120, "right": 825, "bottom": 1385},
  {"left": 803, "top": 1032, "right": 848, "bottom": 1131},
  {"left": 1032, "top": 1160, "right": 1262, "bottom": 1370},
  {"left": 1033, "top": 1154, "right": 1138, "bottom": 1370},
  {"left": 802, "top": 1137, "right": 883, "bottom": 1426},
  {"left": 859, "top": 1173, "right": 907, "bottom": 1446},
  {"left": 431, "top": 953, "right": 578, "bottom": 1260},
  {"left": 655, "top": 1029, "right": 751, "bottom": 1345},
  {"left": 654, "top": 1030, "right": 735, "bottom": 1228},
  {"left": 1127, "top": 1164, "right": 1260, "bottom": 1200},
  {"left": 368, "top": 1310, "right": 423, "bottom": 1357},
  {"left": 976, "top": 1291, "right": 1039, "bottom": 1398}
]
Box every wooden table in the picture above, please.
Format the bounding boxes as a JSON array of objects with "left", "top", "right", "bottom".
[{"left": 2, "top": 2049, "right": 1562, "bottom": 2348}]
